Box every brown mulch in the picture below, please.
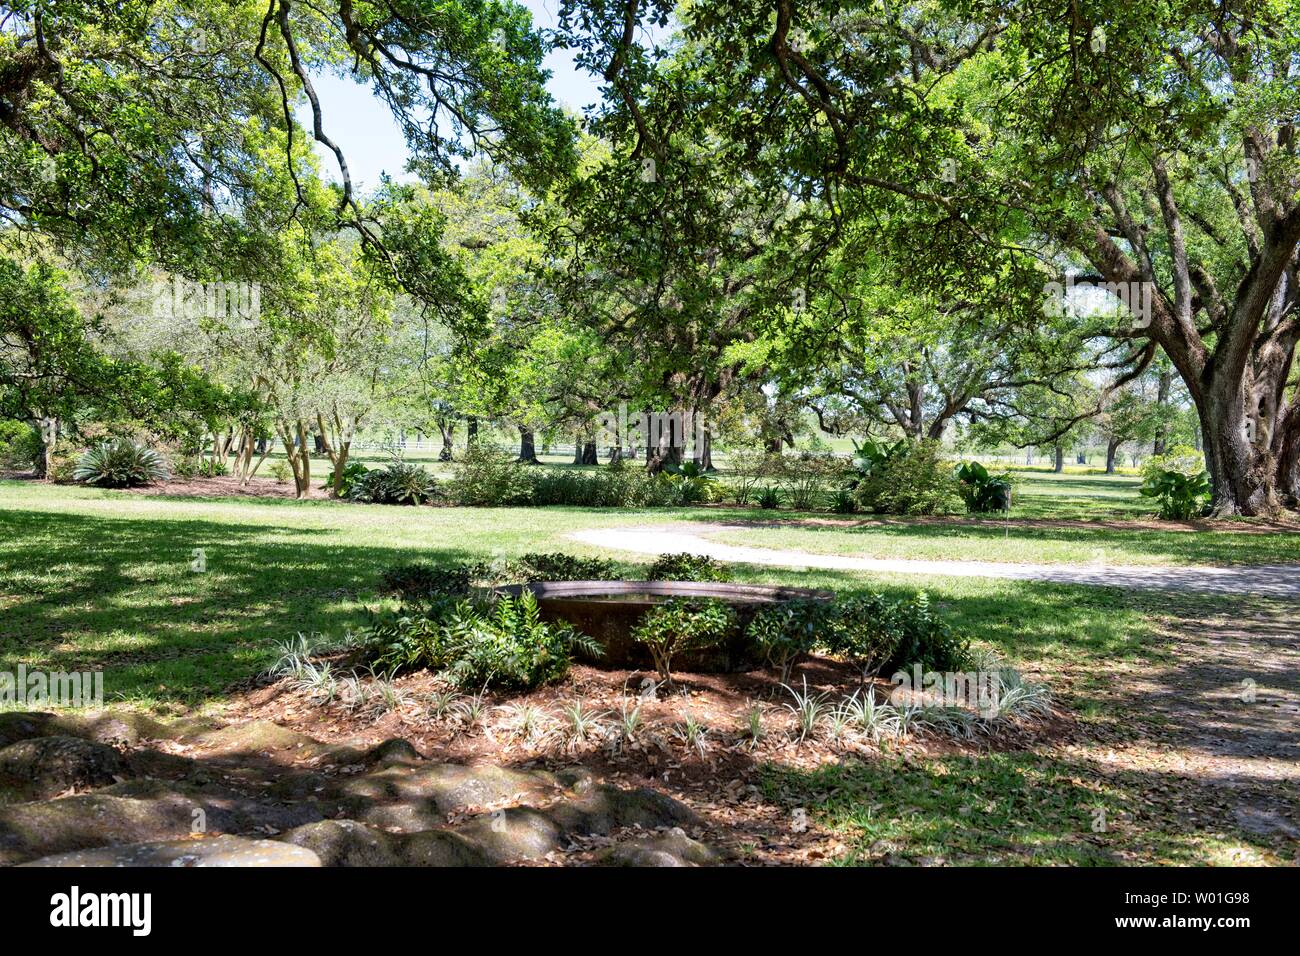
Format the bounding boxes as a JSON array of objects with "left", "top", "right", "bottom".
[
  {"left": 120, "top": 475, "right": 311, "bottom": 499},
  {"left": 218, "top": 655, "right": 1067, "bottom": 866}
]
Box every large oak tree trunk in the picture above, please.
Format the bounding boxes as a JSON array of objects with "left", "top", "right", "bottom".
[
  {"left": 438, "top": 420, "right": 454, "bottom": 461},
  {"left": 1105, "top": 438, "right": 1120, "bottom": 474},
  {"left": 1153, "top": 368, "right": 1172, "bottom": 455},
  {"left": 693, "top": 428, "right": 714, "bottom": 471},
  {"left": 1199, "top": 389, "right": 1278, "bottom": 517},
  {"left": 518, "top": 428, "right": 538, "bottom": 464}
]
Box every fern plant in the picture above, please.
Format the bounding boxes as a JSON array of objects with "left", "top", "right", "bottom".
[{"left": 360, "top": 592, "right": 602, "bottom": 691}]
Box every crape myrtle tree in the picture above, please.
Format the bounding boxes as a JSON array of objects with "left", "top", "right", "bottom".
[
  {"left": 0, "top": 252, "right": 247, "bottom": 475},
  {"left": 564, "top": 1, "right": 1300, "bottom": 514}
]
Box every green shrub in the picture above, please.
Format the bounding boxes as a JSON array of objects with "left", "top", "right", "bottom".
[
  {"left": 723, "top": 447, "right": 775, "bottom": 505},
  {"left": 379, "top": 561, "right": 475, "bottom": 599},
  {"left": 359, "top": 601, "right": 457, "bottom": 675},
  {"left": 745, "top": 591, "right": 967, "bottom": 684},
  {"left": 528, "top": 467, "right": 673, "bottom": 507},
  {"left": 439, "top": 593, "right": 600, "bottom": 690},
  {"left": 514, "top": 552, "right": 619, "bottom": 581},
  {"left": 660, "top": 461, "right": 716, "bottom": 505},
  {"left": 889, "top": 590, "right": 972, "bottom": 671},
  {"left": 322, "top": 460, "right": 369, "bottom": 497},
  {"left": 855, "top": 440, "right": 962, "bottom": 515},
  {"left": 0, "top": 421, "right": 41, "bottom": 470},
  {"left": 631, "top": 598, "right": 738, "bottom": 684},
  {"left": 645, "top": 552, "right": 732, "bottom": 582},
  {"left": 954, "top": 460, "right": 1013, "bottom": 513},
  {"left": 819, "top": 591, "right": 907, "bottom": 681},
  {"left": 742, "top": 590, "right": 970, "bottom": 683},
  {"left": 1140, "top": 468, "right": 1211, "bottom": 519},
  {"left": 47, "top": 452, "right": 77, "bottom": 483},
  {"left": 746, "top": 598, "right": 832, "bottom": 682},
  {"left": 349, "top": 460, "right": 437, "bottom": 505},
  {"left": 777, "top": 452, "right": 843, "bottom": 510},
  {"left": 360, "top": 592, "right": 600, "bottom": 691},
  {"left": 830, "top": 488, "right": 857, "bottom": 514},
  {"left": 846, "top": 437, "right": 907, "bottom": 488},
  {"left": 172, "top": 455, "right": 204, "bottom": 478},
  {"left": 73, "top": 440, "right": 169, "bottom": 487},
  {"left": 445, "top": 443, "right": 533, "bottom": 506},
  {"left": 269, "top": 460, "right": 291, "bottom": 484},
  {"left": 757, "top": 485, "right": 781, "bottom": 509}
]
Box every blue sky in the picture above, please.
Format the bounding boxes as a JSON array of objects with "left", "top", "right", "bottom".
[{"left": 303, "top": 0, "right": 603, "bottom": 191}]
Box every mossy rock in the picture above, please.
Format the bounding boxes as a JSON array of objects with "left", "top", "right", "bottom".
[
  {"left": 21, "top": 834, "right": 321, "bottom": 867},
  {"left": 454, "top": 806, "right": 566, "bottom": 863},
  {"left": 0, "top": 736, "right": 127, "bottom": 801},
  {"left": 180, "top": 719, "right": 332, "bottom": 757},
  {"left": 596, "top": 827, "right": 720, "bottom": 867},
  {"left": 279, "top": 820, "right": 488, "bottom": 867},
  {"left": 0, "top": 793, "right": 198, "bottom": 865},
  {"left": 336, "top": 762, "right": 563, "bottom": 830},
  {"left": 547, "top": 784, "right": 695, "bottom": 836}
]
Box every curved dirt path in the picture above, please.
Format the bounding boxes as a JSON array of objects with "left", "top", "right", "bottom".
[{"left": 569, "top": 524, "right": 1300, "bottom": 599}]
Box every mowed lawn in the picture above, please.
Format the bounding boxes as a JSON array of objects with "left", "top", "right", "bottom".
[
  {"left": 1, "top": 477, "right": 1172, "bottom": 710},
  {"left": 711, "top": 469, "right": 1300, "bottom": 566},
  {"left": 4, "top": 478, "right": 1295, "bottom": 865}
]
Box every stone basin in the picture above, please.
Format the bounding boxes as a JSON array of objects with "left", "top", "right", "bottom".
[{"left": 496, "top": 580, "right": 833, "bottom": 673}]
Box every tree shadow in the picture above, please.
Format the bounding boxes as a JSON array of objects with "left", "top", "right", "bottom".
[{"left": 0, "top": 509, "right": 482, "bottom": 705}]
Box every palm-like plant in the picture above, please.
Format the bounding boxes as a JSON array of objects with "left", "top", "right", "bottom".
[{"left": 73, "top": 440, "right": 168, "bottom": 487}]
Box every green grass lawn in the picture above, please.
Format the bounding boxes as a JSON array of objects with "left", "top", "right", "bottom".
[
  {"left": 708, "top": 515, "right": 1300, "bottom": 566},
  {"left": 3, "top": 479, "right": 1291, "bottom": 866},
  {"left": 2, "top": 479, "right": 1158, "bottom": 709},
  {"left": 704, "top": 469, "right": 1300, "bottom": 566},
  {"left": 758, "top": 749, "right": 1275, "bottom": 866}
]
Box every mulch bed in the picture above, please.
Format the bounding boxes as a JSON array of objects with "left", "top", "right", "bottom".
[{"left": 220, "top": 656, "right": 1067, "bottom": 865}]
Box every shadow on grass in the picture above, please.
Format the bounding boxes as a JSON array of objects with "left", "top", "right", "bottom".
[
  {"left": 758, "top": 748, "right": 1296, "bottom": 865},
  {"left": 759, "top": 749, "right": 1294, "bottom": 868},
  {"left": 0, "top": 509, "right": 484, "bottom": 706}
]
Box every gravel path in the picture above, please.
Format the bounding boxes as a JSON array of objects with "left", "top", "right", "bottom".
[{"left": 569, "top": 524, "right": 1300, "bottom": 599}]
